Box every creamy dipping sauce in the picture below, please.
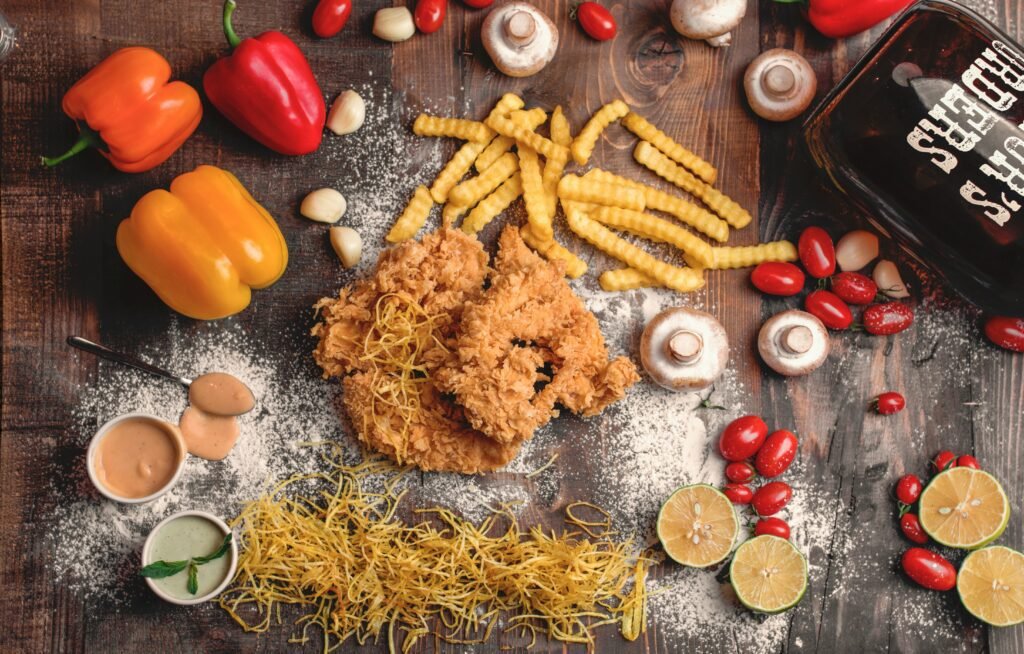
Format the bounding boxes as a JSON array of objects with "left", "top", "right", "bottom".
[
  {"left": 188, "top": 372, "right": 255, "bottom": 416},
  {"left": 93, "top": 417, "right": 183, "bottom": 499},
  {"left": 147, "top": 515, "right": 232, "bottom": 600},
  {"left": 179, "top": 407, "right": 240, "bottom": 461}
]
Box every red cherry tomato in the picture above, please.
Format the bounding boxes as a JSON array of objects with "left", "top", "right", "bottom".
[
  {"left": 752, "top": 481, "right": 792, "bottom": 516},
  {"left": 956, "top": 455, "right": 981, "bottom": 470},
  {"left": 312, "top": 0, "right": 353, "bottom": 38},
  {"left": 462, "top": 0, "right": 493, "bottom": 6},
  {"left": 755, "top": 430, "right": 798, "bottom": 478},
  {"left": 895, "top": 474, "right": 922, "bottom": 505},
  {"left": 862, "top": 302, "right": 913, "bottom": 335},
  {"left": 873, "top": 392, "right": 906, "bottom": 416},
  {"left": 798, "top": 226, "right": 836, "bottom": 278},
  {"left": 414, "top": 0, "right": 447, "bottom": 33},
  {"left": 984, "top": 316, "right": 1024, "bottom": 352},
  {"left": 718, "top": 415, "right": 769, "bottom": 462},
  {"left": 901, "top": 548, "right": 956, "bottom": 591},
  {"left": 932, "top": 450, "right": 956, "bottom": 473},
  {"left": 725, "top": 461, "right": 756, "bottom": 484},
  {"left": 723, "top": 483, "right": 753, "bottom": 505},
  {"left": 575, "top": 2, "right": 617, "bottom": 41},
  {"left": 750, "top": 262, "right": 805, "bottom": 296},
  {"left": 900, "top": 514, "right": 929, "bottom": 545},
  {"left": 754, "top": 517, "right": 791, "bottom": 539},
  {"left": 831, "top": 272, "right": 878, "bottom": 305},
  {"left": 805, "top": 290, "right": 853, "bottom": 330}
]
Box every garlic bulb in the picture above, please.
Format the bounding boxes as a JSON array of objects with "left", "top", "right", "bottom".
[
  {"left": 835, "top": 230, "right": 879, "bottom": 271},
  {"left": 327, "top": 90, "right": 365, "bottom": 136},
  {"left": 301, "top": 188, "right": 347, "bottom": 223},
  {"left": 330, "top": 226, "right": 362, "bottom": 268},
  {"left": 873, "top": 259, "right": 910, "bottom": 298},
  {"left": 373, "top": 8, "right": 415, "bottom": 42}
]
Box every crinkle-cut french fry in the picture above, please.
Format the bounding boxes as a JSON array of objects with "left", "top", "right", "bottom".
[
  {"left": 558, "top": 175, "right": 646, "bottom": 212},
  {"left": 542, "top": 148, "right": 569, "bottom": 219},
  {"left": 491, "top": 93, "right": 525, "bottom": 119},
  {"left": 462, "top": 172, "right": 523, "bottom": 235},
  {"left": 476, "top": 108, "right": 547, "bottom": 172},
  {"left": 518, "top": 146, "right": 551, "bottom": 241},
  {"left": 520, "top": 224, "right": 588, "bottom": 279},
  {"left": 449, "top": 152, "right": 518, "bottom": 208},
  {"left": 429, "top": 141, "right": 490, "bottom": 204},
  {"left": 551, "top": 105, "right": 573, "bottom": 147},
  {"left": 707, "top": 241, "right": 798, "bottom": 269},
  {"left": 565, "top": 205, "right": 705, "bottom": 293},
  {"left": 412, "top": 115, "right": 494, "bottom": 143},
  {"left": 442, "top": 202, "right": 467, "bottom": 229},
  {"left": 634, "top": 141, "right": 752, "bottom": 229},
  {"left": 386, "top": 185, "right": 433, "bottom": 243},
  {"left": 589, "top": 205, "right": 714, "bottom": 268},
  {"left": 571, "top": 99, "right": 629, "bottom": 165},
  {"left": 485, "top": 112, "right": 569, "bottom": 162},
  {"left": 621, "top": 112, "right": 717, "bottom": 185},
  {"left": 583, "top": 169, "right": 730, "bottom": 243},
  {"left": 599, "top": 267, "right": 660, "bottom": 291}
]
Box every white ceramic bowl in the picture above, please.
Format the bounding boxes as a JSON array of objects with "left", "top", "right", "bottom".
[
  {"left": 86, "top": 412, "right": 187, "bottom": 504},
  {"left": 142, "top": 510, "right": 238, "bottom": 606}
]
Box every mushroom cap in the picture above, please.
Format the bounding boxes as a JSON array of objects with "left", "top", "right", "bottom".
[
  {"left": 758, "top": 309, "right": 830, "bottom": 377},
  {"left": 482, "top": 3, "right": 559, "bottom": 78},
  {"left": 743, "top": 48, "right": 817, "bottom": 122},
  {"left": 670, "top": 0, "right": 748, "bottom": 41},
  {"left": 640, "top": 307, "right": 729, "bottom": 391}
]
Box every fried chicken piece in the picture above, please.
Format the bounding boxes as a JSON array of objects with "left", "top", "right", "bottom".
[{"left": 435, "top": 227, "right": 640, "bottom": 445}]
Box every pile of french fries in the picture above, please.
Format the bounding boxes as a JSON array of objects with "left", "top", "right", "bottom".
[{"left": 387, "top": 93, "right": 797, "bottom": 293}]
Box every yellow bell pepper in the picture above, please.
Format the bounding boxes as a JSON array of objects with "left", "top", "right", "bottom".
[{"left": 116, "top": 165, "right": 288, "bottom": 320}]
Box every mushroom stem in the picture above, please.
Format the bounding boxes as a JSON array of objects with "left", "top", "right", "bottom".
[
  {"left": 780, "top": 325, "right": 813, "bottom": 355},
  {"left": 763, "top": 64, "right": 796, "bottom": 97},
  {"left": 666, "top": 330, "right": 704, "bottom": 364},
  {"left": 506, "top": 11, "right": 537, "bottom": 46}
]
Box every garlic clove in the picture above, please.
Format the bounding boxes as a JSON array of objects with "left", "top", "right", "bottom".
[
  {"left": 301, "top": 188, "right": 347, "bottom": 223},
  {"left": 330, "top": 226, "right": 362, "bottom": 269},
  {"left": 327, "top": 90, "right": 366, "bottom": 136},
  {"left": 835, "top": 230, "right": 879, "bottom": 271},
  {"left": 873, "top": 259, "right": 910, "bottom": 298},
  {"left": 373, "top": 7, "right": 415, "bottom": 42}
]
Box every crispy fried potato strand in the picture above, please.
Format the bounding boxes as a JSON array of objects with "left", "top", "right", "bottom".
[
  {"left": 589, "top": 205, "right": 714, "bottom": 268},
  {"left": 558, "top": 175, "right": 646, "bottom": 212},
  {"left": 476, "top": 108, "right": 547, "bottom": 172},
  {"left": 430, "top": 141, "right": 490, "bottom": 204},
  {"left": 462, "top": 172, "right": 523, "bottom": 235},
  {"left": 571, "top": 100, "right": 629, "bottom": 166},
  {"left": 413, "top": 115, "right": 495, "bottom": 143},
  {"left": 634, "top": 141, "right": 751, "bottom": 229},
  {"left": 486, "top": 112, "right": 569, "bottom": 161},
  {"left": 449, "top": 151, "right": 518, "bottom": 208},
  {"left": 708, "top": 241, "right": 798, "bottom": 269},
  {"left": 519, "top": 224, "right": 588, "bottom": 279},
  {"left": 565, "top": 204, "right": 704, "bottom": 292},
  {"left": 387, "top": 185, "right": 434, "bottom": 243},
  {"left": 621, "top": 112, "right": 717, "bottom": 185},
  {"left": 584, "top": 169, "right": 730, "bottom": 242},
  {"left": 599, "top": 268, "right": 660, "bottom": 291},
  {"left": 518, "top": 146, "right": 552, "bottom": 241}
]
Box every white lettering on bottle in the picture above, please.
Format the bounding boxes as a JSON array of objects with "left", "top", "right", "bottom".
[
  {"left": 962, "top": 63, "right": 1018, "bottom": 111},
  {"left": 961, "top": 180, "right": 1016, "bottom": 226},
  {"left": 981, "top": 136, "right": 1024, "bottom": 197},
  {"left": 924, "top": 84, "right": 990, "bottom": 151},
  {"left": 907, "top": 126, "right": 958, "bottom": 173},
  {"left": 939, "top": 85, "right": 998, "bottom": 134}
]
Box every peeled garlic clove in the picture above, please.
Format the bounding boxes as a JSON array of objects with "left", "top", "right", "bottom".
[
  {"left": 330, "top": 226, "right": 362, "bottom": 269},
  {"left": 373, "top": 7, "right": 415, "bottom": 42},
  {"left": 873, "top": 259, "right": 910, "bottom": 298},
  {"left": 301, "top": 188, "right": 347, "bottom": 223},
  {"left": 327, "top": 90, "right": 365, "bottom": 136},
  {"left": 835, "top": 230, "right": 879, "bottom": 271}
]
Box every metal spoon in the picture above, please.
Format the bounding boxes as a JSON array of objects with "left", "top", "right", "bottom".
[{"left": 67, "top": 336, "right": 193, "bottom": 387}]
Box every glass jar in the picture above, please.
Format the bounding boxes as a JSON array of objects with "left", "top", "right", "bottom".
[{"left": 805, "top": 0, "right": 1024, "bottom": 315}]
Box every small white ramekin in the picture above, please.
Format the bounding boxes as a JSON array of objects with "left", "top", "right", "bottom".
[
  {"left": 86, "top": 412, "right": 187, "bottom": 504},
  {"left": 142, "top": 510, "right": 238, "bottom": 605}
]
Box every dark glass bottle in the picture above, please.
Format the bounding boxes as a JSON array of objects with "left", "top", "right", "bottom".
[{"left": 805, "top": 0, "right": 1024, "bottom": 315}]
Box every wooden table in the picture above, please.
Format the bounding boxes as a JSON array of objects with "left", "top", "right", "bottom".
[{"left": 3, "top": 0, "right": 1023, "bottom": 652}]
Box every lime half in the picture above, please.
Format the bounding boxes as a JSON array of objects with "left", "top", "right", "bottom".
[
  {"left": 729, "top": 535, "right": 807, "bottom": 614},
  {"left": 657, "top": 485, "right": 738, "bottom": 568},
  {"left": 958, "top": 546, "right": 1024, "bottom": 627},
  {"left": 919, "top": 468, "right": 1010, "bottom": 550}
]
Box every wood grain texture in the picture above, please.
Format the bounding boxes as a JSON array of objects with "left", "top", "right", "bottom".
[{"left": 2, "top": 0, "right": 1023, "bottom": 652}]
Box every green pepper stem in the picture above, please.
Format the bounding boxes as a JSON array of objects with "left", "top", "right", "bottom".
[
  {"left": 41, "top": 127, "right": 104, "bottom": 168},
  {"left": 223, "top": 0, "right": 241, "bottom": 49}
]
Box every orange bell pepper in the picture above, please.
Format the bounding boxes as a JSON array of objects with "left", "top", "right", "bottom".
[
  {"left": 43, "top": 47, "right": 201, "bottom": 173},
  {"left": 116, "top": 166, "right": 289, "bottom": 320}
]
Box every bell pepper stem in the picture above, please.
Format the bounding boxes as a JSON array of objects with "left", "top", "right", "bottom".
[
  {"left": 223, "top": 0, "right": 242, "bottom": 49},
  {"left": 41, "top": 126, "right": 105, "bottom": 168}
]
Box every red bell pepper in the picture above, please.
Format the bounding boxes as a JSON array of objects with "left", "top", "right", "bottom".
[
  {"left": 203, "top": 0, "right": 325, "bottom": 156},
  {"left": 777, "top": 0, "right": 914, "bottom": 39}
]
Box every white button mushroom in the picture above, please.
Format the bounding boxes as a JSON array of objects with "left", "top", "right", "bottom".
[
  {"left": 481, "top": 3, "right": 559, "bottom": 78},
  {"left": 640, "top": 307, "right": 729, "bottom": 391},
  {"left": 670, "top": 0, "right": 748, "bottom": 48},
  {"left": 873, "top": 259, "right": 910, "bottom": 298},
  {"left": 758, "top": 310, "right": 830, "bottom": 376},
  {"left": 835, "top": 230, "right": 880, "bottom": 272},
  {"left": 743, "top": 48, "right": 817, "bottom": 122}
]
